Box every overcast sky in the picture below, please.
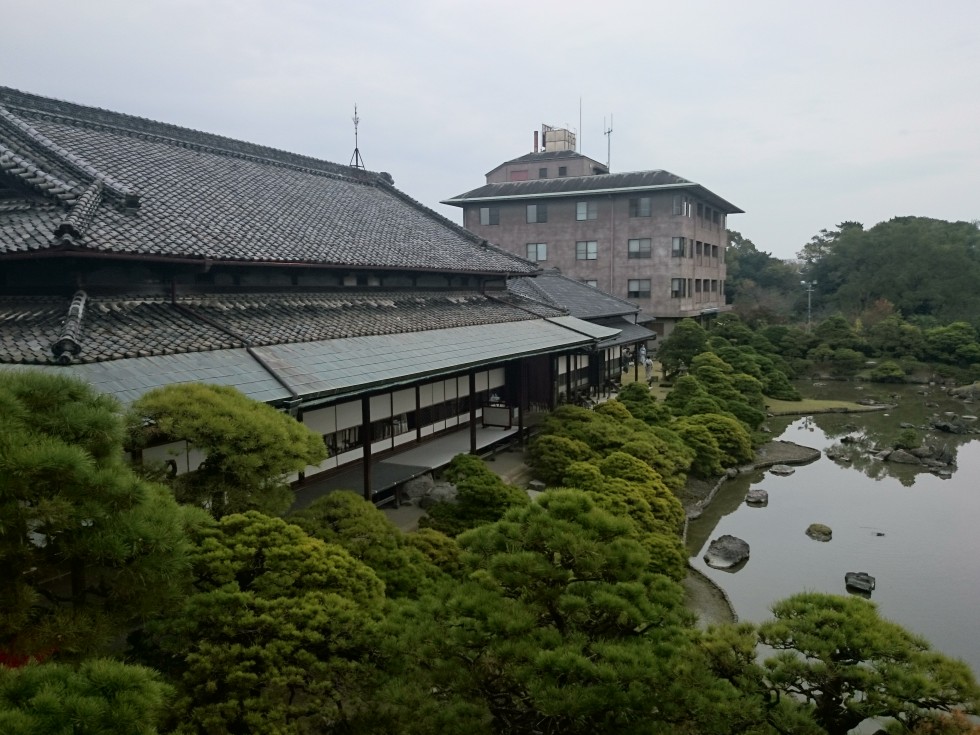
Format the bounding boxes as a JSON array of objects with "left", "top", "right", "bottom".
[{"left": 4, "top": 0, "right": 978, "bottom": 259}]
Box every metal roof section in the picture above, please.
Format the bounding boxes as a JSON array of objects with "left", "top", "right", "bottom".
[
  {"left": 0, "top": 349, "right": 290, "bottom": 405},
  {"left": 1, "top": 316, "right": 619, "bottom": 405},
  {"left": 595, "top": 317, "right": 658, "bottom": 348},
  {"left": 255, "top": 316, "right": 620, "bottom": 403},
  {"left": 542, "top": 315, "right": 620, "bottom": 340}
]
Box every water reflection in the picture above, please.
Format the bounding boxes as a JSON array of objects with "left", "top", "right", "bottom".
[{"left": 688, "top": 381, "right": 980, "bottom": 676}]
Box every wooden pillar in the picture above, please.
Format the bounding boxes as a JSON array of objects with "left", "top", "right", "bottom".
[
  {"left": 361, "top": 395, "right": 372, "bottom": 501},
  {"left": 518, "top": 358, "right": 527, "bottom": 447},
  {"left": 415, "top": 384, "right": 422, "bottom": 442},
  {"left": 565, "top": 353, "right": 572, "bottom": 398},
  {"left": 469, "top": 371, "right": 477, "bottom": 454},
  {"left": 548, "top": 355, "right": 556, "bottom": 410}
]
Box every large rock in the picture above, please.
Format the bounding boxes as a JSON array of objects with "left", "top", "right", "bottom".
[
  {"left": 401, "top": 473, "right": 435, "bottom": 500},
  {"left": 704, "top": 535, "right": 750, "bottom": 569},
  {"left": 745, "top": 489, "right": 769, "bottom": 506},
  {"left": 947, "top": 382, "right": 980, "bottom": 400},
  {"left": 930, "top": 414, "right": 971, "bottom": 434},
  {"left": 417, "top": 482, "right": 458, "bottom": 509},
  {"left": 806, "top": 523, "right": 833, "bottom": 542},
  {"left": 769, "top": 464, "right": 795, "bottom": 476},
  {"left": 887, "top": 448, "right": 922, "bottom": 465}
]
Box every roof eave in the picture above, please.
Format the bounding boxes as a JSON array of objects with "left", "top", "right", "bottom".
[{"left": 443, "top": 181, "right": 743, "bottom": 214}]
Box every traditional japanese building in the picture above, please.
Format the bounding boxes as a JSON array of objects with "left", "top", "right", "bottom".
[{"left": 0, "top": 88, "right": 619, "bottom": 502}]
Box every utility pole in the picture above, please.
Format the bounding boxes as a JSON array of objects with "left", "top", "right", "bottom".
[{"left": 801, "top": 280, "right": 817, "bottom": 331}]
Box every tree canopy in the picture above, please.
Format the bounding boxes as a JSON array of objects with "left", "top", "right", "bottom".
[
  {"left": 0, "top": 372, "right": 198, "bottom": 660},
  {"left": 127, "top": 383, "right": 326, "bottom": 518},
  {"left": 759, "top": 592, "right": 980, "bottom": 735}
]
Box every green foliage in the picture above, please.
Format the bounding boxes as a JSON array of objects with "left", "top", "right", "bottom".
[
  {"left": 614, "top": 383, "right": 673, "bottom": 426},
  {"left": 759, "top": 592, "right": 980, "bottom": 735},
  {"left": 870, "top": 359, "right": 908, "bottom": 383},
  {"left": 404, "top": 527, "right": 464, "bottom": 577},
  {"left": 658, "top": 319, "right": 708, "bottom": 379},
  {"left": 895, "top": 428, "right": 920, "bottom": 450},
  {"left": 672, "top": 417, "right": 726, "bottom": 477},
  {"left": 0, "top": 659, "right": 171, "bottom": 735},
  {"left": 0, "top": 372, "right": 198, "bottom": 659},
  {"left": 804, "top": 217, "right": 980, "bottom": 326},
  {"left": 136, "top": 511, "right": 384, "bottom": 734},
  {"left": 867, "top": 315, "right": 926, "bottom": 359},
  {"left": 926, "top": 322, "right": 980, "bottom": 365},
  {"left": 526, "top": 433, "right": 595, "bottom": 485},
  {"left": 128, "top": 383, "right": 326, "bottom": 518},
  {"left": 421, "top": 454, "right": 530, "bottom": 536},
  {"left": 372, "top": 489, "right": 751, "bottom": 734},
  {"left": 682, "top": 413, "right": 755, "bottom": 467},
  {"left": 290, "top": 492, "right": 446, "bottom": 597}
]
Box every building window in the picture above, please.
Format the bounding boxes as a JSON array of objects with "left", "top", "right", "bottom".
[
  {"left": 576, "top": 201, "right": 597, "bottom": 220},
  {"left": 671, "top": 236, "right": 686, "bottom": 257},
  {"left": 712, "top": 244, "right": 719, "bottom": 259},
  {"left": 576, "top": 241, "right": 598, "bottom": 260},
  {"left": 526, "top": 242, "right": 547, "bottom": 261},
  {"left": 558, "top": 166, "right": 567, "bottom": 177},
  {"left": 583, "top": 279, "right": 598, "bottom": 287},
  {"left": 697, "top": 202, "right": 704, "bottom": 219},
  {"left": 673, "top": 194, "right": 692, "bottom": 217},
  {"left": 696, "top": 241, "right": 704, "bottom": 264},
  {"left": 711, "top": 279, "right": 718, "bottom": 292},
  {"left": 526, "top": 203, "right": 548, "bottom": 223},
  {"left": 479, "top": 206, "right": 499, "bottom": 226},
  {"left": 510, "top": 170, "right": 528, "bottom": 181},
  {"left": 629, "top": 197, "right": 651, "bottom": 217},
  {"left": 628, "top": 238, "right": 651, "bottom": 259},
  {"left": 671, "top": 278, "right": 686, "bottom": 298},
  {"left": 538, "top": 167, "right": 548, "bottom": 179},
  {"left": 628, "top": 279, "right": 651, "bottom": 298}
]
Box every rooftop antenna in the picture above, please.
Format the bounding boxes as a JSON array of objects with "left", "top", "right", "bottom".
[
  {"left": 603, "top": 114, "right": 613, "bottom": 171},
  {"left": 349, "top": 104, "right": 365, "bottom": 169}
]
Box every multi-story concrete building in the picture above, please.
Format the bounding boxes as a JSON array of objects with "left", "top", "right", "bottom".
[{"left": 443, "top": 125, "right": 743, "bottom": 338}]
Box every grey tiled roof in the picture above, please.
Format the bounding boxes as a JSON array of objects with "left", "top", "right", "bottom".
[
  {"left": 508, "top": 269, "right": 640, "bottom": 320},
  {"left": 0, "top": 87, "right": 537, "bottom": 275},
  {"left": 444, "top": 169, "right": 743, "bottom": 213},
  {"left": 0, "top": 290, "right": 565, "bottom": 365}
]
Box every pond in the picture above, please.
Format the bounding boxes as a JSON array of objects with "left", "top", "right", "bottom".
[{"left": 687, "top": 381, "right": 980, "bottom": 676}]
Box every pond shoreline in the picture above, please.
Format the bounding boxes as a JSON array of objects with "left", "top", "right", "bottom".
[{"left": 681, "top": 439, "right": 822, "bottom": 626}]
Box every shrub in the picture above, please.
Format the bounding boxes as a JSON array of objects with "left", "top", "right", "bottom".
[
  {"left": 870, "top": 360, "right": 907, "bottom": 383},
  {"left": 526, "top": 434, "right": 594, "bottom": 486}
]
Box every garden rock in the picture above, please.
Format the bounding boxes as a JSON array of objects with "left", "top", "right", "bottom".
[
  {"left": 745, "top": 489, "right": 769, "bottom": 506},
  {"left": 704, "top": 535, "right": 750, "bottom": 569},
  {"left": 417, "top": 482, "right": 458, "bottom": 509},
  {"left": 806, "top": 523, "right": 833, "bottom": 542},
  {"left": 887, "top": 449, "right": 921, "bottom": 464},
  {"left": 401, "top": 473, "right": 435, "bottom": 500},
  {"left": 770, "top": 464, "right": 795, "bottom": 476}
]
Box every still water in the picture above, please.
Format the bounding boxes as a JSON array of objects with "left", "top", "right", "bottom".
[{"left": 687, "top": 381, "right": 980, "bottom": 675}]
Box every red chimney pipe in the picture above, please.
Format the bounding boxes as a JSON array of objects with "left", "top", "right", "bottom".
[{"left": 533, "top": 130, "right": 538, "bottom": 152}]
